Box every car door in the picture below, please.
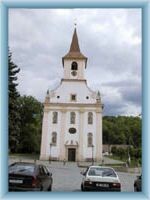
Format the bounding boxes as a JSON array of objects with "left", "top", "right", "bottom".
[
  {"left": 43, "top": 166, "right": 52, "bottom": 190},
  {"left": 137, "top": 175, "right": 142, "bottom": 191},
  {"left": 38, "top": 165, "right": 48, "bottom": 191}
]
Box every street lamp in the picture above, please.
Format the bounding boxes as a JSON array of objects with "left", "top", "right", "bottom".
[
  {"left": 91, "top": 144, "right": 94, "bottom": 165},
  {"left": 127, "top": 136, "right": 132, "bottom": 167},
  {"left": 49, "top": 143, "right": 52, "bottom": 164}
]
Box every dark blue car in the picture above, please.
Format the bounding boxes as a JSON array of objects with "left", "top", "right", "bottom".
[{"left": 9, "top": 162, "right": 53, "bottom": 191}]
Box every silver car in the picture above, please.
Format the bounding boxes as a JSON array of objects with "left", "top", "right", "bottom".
[{"left": 81, "top": 166, "right": 121, "bottom": 191}]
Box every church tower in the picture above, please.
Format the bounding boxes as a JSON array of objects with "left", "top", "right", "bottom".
[
  {"left": 62, "top": 28, "right": 87, "bottom": 80},
  {"left": 40, "top": 28, "right": 103, "bottom": 162}
]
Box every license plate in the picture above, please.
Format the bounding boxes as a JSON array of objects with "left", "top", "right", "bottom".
[
  {"left": 9, "top": 179, "right": 23, "bottom": 184},
  {"left": 96, "top": 183, "right": 109, "bottom": 187}
]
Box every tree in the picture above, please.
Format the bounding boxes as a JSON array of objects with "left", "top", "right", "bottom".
[
  {"left": 103, "top": 116, "right": 141, "bottom": 148},
  {"left": 18, "top": 95, "right": 43, "bottom": 154},
  {"left": 9, "top": 51, "right": 20, "bottom": 153},
  {"left": 102, "top": 116, "right": 142, "bottom": 165}
]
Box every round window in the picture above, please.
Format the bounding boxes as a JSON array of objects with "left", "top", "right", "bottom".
[{"left": 69, "top": 128, "right": 76, "bottom": 134}]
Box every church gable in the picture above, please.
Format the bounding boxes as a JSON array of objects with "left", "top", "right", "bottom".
[{"left": 47, "top": 80, "right": 99, "bottom": 105}]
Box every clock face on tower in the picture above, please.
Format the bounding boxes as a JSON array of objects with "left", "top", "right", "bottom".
[{"left": 71, "top": 70, "right": 77, "bottom": 76}]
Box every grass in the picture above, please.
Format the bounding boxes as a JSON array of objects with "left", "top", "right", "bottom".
[
  {"left": 9, "top": 153, "right": 39, "bottom": 160},
  {"left": 105, "top": 155, "right": 141, "bottom": 168}
]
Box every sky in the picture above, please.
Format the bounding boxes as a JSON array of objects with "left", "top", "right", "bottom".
[{"left": 9, "top": 8, "right": 142, "bottom": 116}]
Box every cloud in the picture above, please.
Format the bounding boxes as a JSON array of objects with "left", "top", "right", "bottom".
[
  {"left": 9, "top": 8, "right": 142, "bottom": 116},
  {"left": 120, "top": 86, "right": 141, "bottom": 106},
  {"left": 100, "top": 78, "right": 141, "bottom": 116}
]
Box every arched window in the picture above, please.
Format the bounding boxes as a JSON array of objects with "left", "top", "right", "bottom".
[
  {"left": 52, "top": 112, "right": 58, "bottom": 124},
  {"left": 70, "top": 112, "right": 76, "bottom": 124},
  {"left": 71, "top": 62, "right": 78, "bottom": 70},
  {"left": 88, "top": 112, "right": 93, "bottom": 124},
  {"left": 52, "top": 132, "right": 57, "bottom": 145},
  {"left": 88, "top": 133, "right": 93, "bottom": 147}
]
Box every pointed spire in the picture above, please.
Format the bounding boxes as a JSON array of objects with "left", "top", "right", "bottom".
[
  {"left": 69, "top": 28, "right": 80, "bottom": 53},
  {"left": 62, "top": 27, "right": 87, "bottom": 66}
]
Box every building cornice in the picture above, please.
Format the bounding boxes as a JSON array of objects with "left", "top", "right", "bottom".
[
  {"left": 43, "top": 102, "right": 103, "bottom": 110},
  {"left": 61, "top": 78, "right": 87, "bottom": 83}
]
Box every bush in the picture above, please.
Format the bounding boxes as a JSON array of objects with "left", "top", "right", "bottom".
[{"left": 111, "top": 146, "right": 117, "bottom": 154}]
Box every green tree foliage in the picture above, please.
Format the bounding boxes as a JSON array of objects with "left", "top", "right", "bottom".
[
  {"left": 9, "top": 51, "right": 20, "bottom": 153},
  {"left": 103, "top": 116, "right": 142, "bottom": 165},
  {"left": 18, "top": 95, "right": 43, "bottom": 154},
  {"left": 103, "top": 116, "right": 141, "bottom": 148}
]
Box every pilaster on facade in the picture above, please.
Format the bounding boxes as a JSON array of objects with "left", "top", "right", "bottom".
[
  {"left": 40, "top": 111, "right": 49, "bottom": 160},
  {"left": 95, "top": 111, "right": 102, "bottom": 162},
  {"left": 78, "top": 111, "right": 84, "bottom": 161},
  {"left": 59, "top": 110, "right": 66, "bottom": 161}
]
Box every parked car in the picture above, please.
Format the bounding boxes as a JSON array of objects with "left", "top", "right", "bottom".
[
  {"left": 81, "top": 166, "right": 121, "bottom": 191},
  {"left": 102, "top": 152, "right": 109, "bottom": 156},
  {"left": 9, "top": 162, "right": 53, "bottom": 191},
  {"left": 134, "top": 175, "right": 142, "bottom": 192}
]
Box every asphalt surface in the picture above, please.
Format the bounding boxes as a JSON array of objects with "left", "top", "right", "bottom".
[
  {"left": 46, "top": 162, "right": 139, "bottom": 192},
  {"left": 9, "top": 158, "right": 140, "bottom": 192}
]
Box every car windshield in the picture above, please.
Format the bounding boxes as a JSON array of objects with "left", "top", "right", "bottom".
[
  {"left": 88, "top": 167, "right": 117, "bottom": 177},
  {"left": 9, "top": 163, "right": 35, "bottom": 174}
]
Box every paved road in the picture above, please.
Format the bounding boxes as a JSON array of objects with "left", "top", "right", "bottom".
[
  {"left": 9, "top": 158, "right": 140, "bottom": 192},
  {"left": 46, "top": 162, "right": 139, "bottom": 192}
]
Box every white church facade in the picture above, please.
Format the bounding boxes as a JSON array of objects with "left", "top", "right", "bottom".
[{"left": 40, "top": 28, "right": 103, "bottom": 162}]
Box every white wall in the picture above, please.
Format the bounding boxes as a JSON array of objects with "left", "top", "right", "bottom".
[
  {"left": 40, "top": 58, "right": 103, "bottom": 161},
  {"left": 43, "top": 107, "right": 102, "bottom": 161},
  {"left": 49, "top": 81, "right": 97, "bottom": 104},
  {"left": 63, "top": 59, "right": 85, "bottom": 79},
  {"left": 46, "top": 111, "right": 61, "bottom": 158},
  {"left": 82, "top": 111, "right": 96, "bottom": 159}
]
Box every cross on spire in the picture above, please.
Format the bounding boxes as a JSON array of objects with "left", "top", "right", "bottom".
[{"left": 74, "top": 18, "right": 77, "bottom": 28}]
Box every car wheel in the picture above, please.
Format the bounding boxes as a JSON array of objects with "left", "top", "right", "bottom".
[{"left": 48, "top": 185, "right": 52, "bottom": 191}]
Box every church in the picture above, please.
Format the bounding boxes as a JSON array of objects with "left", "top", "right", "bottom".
[{"left": 40, "top": 28, "right": 103, "bottom": 162}]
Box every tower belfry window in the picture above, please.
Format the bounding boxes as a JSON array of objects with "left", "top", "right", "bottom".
[{"left": 71, "top": 62, "right": 78, "bottom": 70}]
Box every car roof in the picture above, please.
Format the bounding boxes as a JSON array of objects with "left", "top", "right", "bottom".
[
  {"left": 11, "top": 162, "right": 36, "bottom": 165},
  {"left": 9, "top": 162, "right": 42, "bottom": 167},
  {"left": 88, "top": 166, "right": 116, "bottom": 171}
]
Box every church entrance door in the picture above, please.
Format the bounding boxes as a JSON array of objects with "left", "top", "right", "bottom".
[{"left": 68, "top": 148, "right": 76, "bottom": 161}]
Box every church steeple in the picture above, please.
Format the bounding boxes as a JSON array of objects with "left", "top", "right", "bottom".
[
  {"left": 69, "top": 28, "right": 80, "bottom": 52},
  {"left": 62, "top": 28, "right": 87, "bottom": 67}
]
